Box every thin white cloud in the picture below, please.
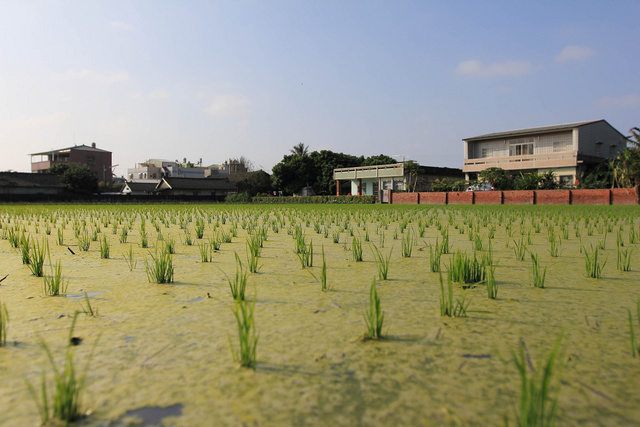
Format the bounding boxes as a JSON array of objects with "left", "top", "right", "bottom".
[
  {"left": 133, "top": 89, "right": 170, "bottom": 100},
  {"left": 55, "top": 69, "right": 131, "bottom": 84},
  {"left": 110, "top": 21, "right": 133, "bottom": 31},
  {"left": 204, "top": 94, "right": 249, "bottom": 118},
  {"left": 15, "top": 112, "right": 71, "bottom": 129},
  {"left": 555, "top": 45, "right": 595, "bottom": 63},
  {"left": 597, "top": 94, "right": 640, "bottom": 109},
  {"left": 456, "top": 59, "right": 532, "bottom": 77}
]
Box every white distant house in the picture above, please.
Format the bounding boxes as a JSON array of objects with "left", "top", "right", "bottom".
[
  {"left": 128, "top": 158, "right": 249, "bottom": 182},
  {"left": 333, "top": 164, "right": 406, "bottom": 196},
  {"left": 463, "top": 120, "right": 626, "bottom": 187}
]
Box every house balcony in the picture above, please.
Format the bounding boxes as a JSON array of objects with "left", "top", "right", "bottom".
[
  {"left": 334, "top": 163, "right": 404, "bottom": 180},
  {"left": 463, "top": 152, "right": 578, "bottom": 173}
]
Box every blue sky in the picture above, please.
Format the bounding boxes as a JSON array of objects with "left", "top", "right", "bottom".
[{"left": 1, "top": 0, "right": 639, "bottom": 178}]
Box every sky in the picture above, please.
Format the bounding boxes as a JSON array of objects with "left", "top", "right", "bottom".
[{"left": 1, "top": 0, "right": 639, "bottom": 178}]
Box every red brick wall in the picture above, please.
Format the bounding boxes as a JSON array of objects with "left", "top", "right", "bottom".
[
  {"left": 611, "top": 187, "right": 639, "bottom": 205},
  {"left": 418, "top": 192, "right": 447, "bottom": 204},
  {"left": 503, "top": 190, "right": 534, "bottom": 204},
  {"left": 535, "top": 190, "right": 570, "bottom": 205},
  {"left": 392, "top": 192, "right": 419, "bottom": 204},
  {"left": 390, "top": 188, "right": 638, "bottom": 205},
  {"left": 473, "top": 191, "right": 502, "bottom": 204},
  {"left": 571, "top": 189, "right": 610, "bottom": 205},
  {"left": 448, "top": 192, "right": 473, "bottom": 204}
]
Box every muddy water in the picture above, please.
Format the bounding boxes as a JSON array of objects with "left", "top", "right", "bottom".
[{"left": 0, "top": 204, "right": 639, "bottom": 426}]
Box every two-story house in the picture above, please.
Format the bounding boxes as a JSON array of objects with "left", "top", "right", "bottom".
[
  {"left": 30, "top": 143, "right": 113, "bottom": 183},
  {"left": 463, "top": 120, "right": 626, "bottom": 187}
]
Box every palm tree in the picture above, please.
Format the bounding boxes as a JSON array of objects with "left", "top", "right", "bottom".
[{"left": 290, "top": 143, "right": 309, "bottom": 157}]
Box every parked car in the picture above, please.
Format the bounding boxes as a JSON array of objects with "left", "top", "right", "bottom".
[{"left": 466, "top": 182, "right": 494, "bottom": 192}]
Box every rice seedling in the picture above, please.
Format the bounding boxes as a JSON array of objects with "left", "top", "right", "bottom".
[
  {"left": 352, "top": 237, "right": 363, "bottom": 262},
  {"left": 99, "top": 235, "right": 109, "bottom": 259},
  {"left": 140, "top": 227, "right": 148, "bottom": 248},
  {"left": 7, "top": 226, "right": 20, "bottom": 248},
  {"left": 429, "top": 240, "right": 442, "bottom": 273},
  {"left": 230, "top": 298, "right": 258, "bottom": 369},
  {"left": 183, "top": 229, "right": 193, "bottom": 246},
  {"left": 630, "top": 225, "right": 639, "bottom": 245},
  {"left": 119, "top": 226, "right": 128, "bottom": 243},
  {"left": 617, "top": 246, "right": 634, "bottom": 272},
  {"left": 530, "top": 252, "right": 547, "bottom": 288},
  {"left": 401, "top": 229, "right": 414, "bottom": 258},
  {"left": 199, "top": 241, "right": 212, "bottom": 263},
  {"left": 548, "top": 232, "right": 561, "bottom": 258},
  {"left": 513, "top": 236, "right": 527, "bottom": 261},
  {"left": 0, "top": 299, "right": 8, "bottom": 346},
  {"left": 28, "top": 238, "right": 48, "bottom": 277},
  {"left": 26, "top": 312, "right": 97, "bottom": 425},
  {"left": 227, "top": 253, "right": 249, "bottom": 301},
  {"left": 363, "top": 278, "right": 385, "bottom": 340},
  {"left": 123, "top": 245, "right": 136, "bottom": 271},
  {"left": 319, "top": 245, "right": 329, "bottom": 291},
  {"left": 486, "top": 262, "right": 498, "bottom": 299},
  {"left": 195, "top": 217, "right": 205, "bottom": 239},
  {"left": 21, "top": 233, "right": 31, "bottom": 265},
  {"left": 43, "top": 258, "right": 68, "bottom": 296},
  {"left": 439, "top": 272, "right": 469, "bottom": 317},
  {"left": 598, "top": 233, "right": 607, "bottom": 250},
  {"left": 510, "top": 337, "right": 564, "bottom": 427},
  {"left": 77, "top": 229, "right": 91, "bottom": 252},
  {"left": 584, "top": 245, "right": 607, "bottom": 279},
  {"left": 80, "top": 292, "right": 97, "bottom": 317},
  {"left": 440, "top": 228, "right": 450, "bottom": 254},
  {"left": 165, "top": 235, "right": 176, "bottom": 254},
  {"left": 296, "top": 239, "right": 313, "bottom": 268},
  {"left": 448, "top": 251, "right": 486, "bottom": 286},
  {"left": 371, "top": 244, "right": 392, "bottom": 280},
  {"left": 145, "top": 246, "right": 174, "bottom": 284}
]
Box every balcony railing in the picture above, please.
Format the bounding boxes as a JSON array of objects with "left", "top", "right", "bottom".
[{"left": 334, "top": 164, "right": 404, "bottom": 180}]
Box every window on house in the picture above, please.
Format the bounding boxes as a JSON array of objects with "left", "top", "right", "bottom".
[
  {"left": 553, "top": 141, "right": 570, "bottom": 153},
  {"left": 509, "top": 138, "right": 534, "bottom": 156},
  {"left": 86, "top": 156, "right": 95, "bottom": 165},
  {"left": 609, "top": 145, "right": 617, "bottom": 157},
  {"left": 595, "top": 142, "right": 603, "bottom": 156},
  {"left": 559, "top": 175, "right": 573, "bottom": 188},
  {"left": 481, "top": 147, "right": 492, "bottom": 158}
]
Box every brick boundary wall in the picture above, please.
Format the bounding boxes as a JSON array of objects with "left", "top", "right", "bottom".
[
  {"left": 474, "top": 191, "right": 503, "bottom": 204},
  {"left": 611, "top": 187, "right": 639, "bottom": 205},
  {"left": 390, "top": 187, "right": 639, "bottom": 205},
  {"left": 391, "top": 192, "right": 419, "bottom": 204},
  {"left": 535, "top": 190, "right": 571, "bottom": 205},
  {"left": 570, "top": 189, "right": 610, "bottom": 205},
  {"left": 418, "top": 192, "right": 447, "bottom": 204},
  {"left": 447, "top": 192, "right": 473, "bottom": 204},
  {"left": 503, "top": 190, "right": 535, "bottom": 205}
]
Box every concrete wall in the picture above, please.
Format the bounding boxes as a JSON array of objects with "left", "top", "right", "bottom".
[{"left": 392, "top": 187, "right": 638, "bottom": 205}]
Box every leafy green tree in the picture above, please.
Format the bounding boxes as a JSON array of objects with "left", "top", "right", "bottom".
[
  {"left": 612, "top": 127, "right": 640, "bottom": 188},
  {"left": 479, "top": 167, "right": 513, "bottom": 190},
  {"left": 271, "top": 154, "right": 314, "bottom": 195},
  {"left": 308, "top": 150, "right": 361, "bottom": 195},
  {"left": 362, "top": 154, "right": 397, "bottom": 166},
  {"left": 48, "top": 163, "right": 99, "bottom": 194},
  {"left": 290, "top": 143, "right": 309, "bottom": 157},
  {"left": 403, "top": 160, "right": 420, "bottom": 192},
  {"left": 234, "top": 170, "right": 273, "bottom": 196}
]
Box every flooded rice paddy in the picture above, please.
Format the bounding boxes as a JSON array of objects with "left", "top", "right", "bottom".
[{"left": 0, "top": 204, "right": 639, "bottom": 426}]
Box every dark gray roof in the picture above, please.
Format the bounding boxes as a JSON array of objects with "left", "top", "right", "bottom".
[
  {"left": 157, "top": 177, "right": 238, "bottom": 191},
  {"left": 30, "top": 144, "right": 111, "bottom": 155},
  {"left": 464, "top": 120, "right": 606, "bottom": 142},
  {"left": 123, "top": 181, "right": 159, "bottom": 193},
  {"left": 0, "top": 172, "right": 65, "bottom": 188}
]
